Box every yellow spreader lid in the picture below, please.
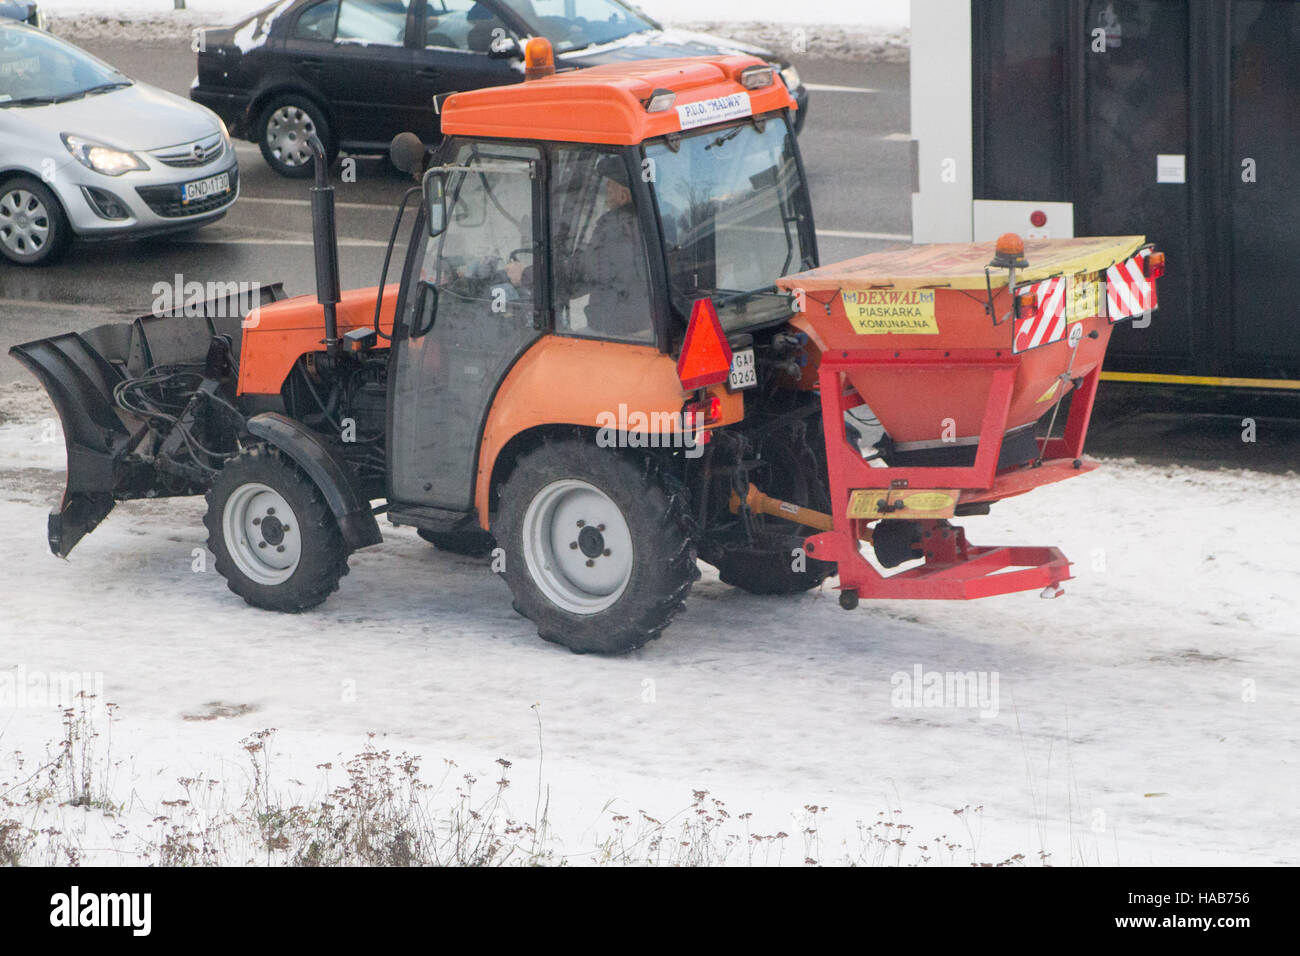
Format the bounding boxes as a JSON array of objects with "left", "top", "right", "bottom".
[{"left": 780, "top": 236, "right": 1148, "bottom": 292}]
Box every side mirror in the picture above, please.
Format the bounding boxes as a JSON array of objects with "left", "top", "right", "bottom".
[
  {"left": 424, "top": 170, "right": 447, "bottom": 237},
  {"left": 488, "top": 35, "right": 523, "bottom": 59},
  {"left": 389, "top": 131, "right": 427, "bottom": 180}
]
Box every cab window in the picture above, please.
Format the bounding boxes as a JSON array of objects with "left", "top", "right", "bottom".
[
  {"left": 336, "top": 0, "right": 410, "bottom": 45},
  {"left": 292, "top": 0, "right": 340, "bottom": 40},
  {"left": 550, "top": 146, "right": 654, "bottom": 343},
  {"left": 425, "top": 0, "right": 510, "bottom": 52},
  {"left": 412, "top": 141, "right": 538, "bottom": 329}
]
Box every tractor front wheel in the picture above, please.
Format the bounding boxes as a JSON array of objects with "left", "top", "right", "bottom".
[
  {"left": 496, "top": 440, "right": 698, "bottom": 654},
  {"left": 205, "top": 445, "right": 348, "bottom": 612}
]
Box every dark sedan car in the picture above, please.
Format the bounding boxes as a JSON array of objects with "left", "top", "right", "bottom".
[{"left": 191, "top": 0, "right": 809, "bottom": 177}]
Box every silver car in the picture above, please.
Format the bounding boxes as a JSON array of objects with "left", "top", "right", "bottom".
[{"left": 0, "top": 22, "right": 238, "bottom": 265}]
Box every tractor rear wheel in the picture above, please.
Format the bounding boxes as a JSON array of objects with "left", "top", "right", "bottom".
[
  {"left": 495, "top": 439, "right": 698, "bottom": 654},
  {"left": 417, "top": 526, "right": 496, "bottom": 558},
  {"left": 204, "top": 445, "right": 348, "bottom": 612}
]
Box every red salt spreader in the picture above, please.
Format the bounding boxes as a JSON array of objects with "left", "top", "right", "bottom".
[{"left": 778, "top": 233, "right": 1163, "bottom": 609}]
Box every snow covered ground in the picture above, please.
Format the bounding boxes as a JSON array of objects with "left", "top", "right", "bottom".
[{"left": 0, "top": 380, "right": 1296, "bottom": 865}]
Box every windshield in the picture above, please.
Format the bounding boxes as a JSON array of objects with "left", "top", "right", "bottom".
[
  {"left": 0, "top": 25, "right": 129, "bottom": 106},
  {"left": 497, "top": 0, "right": 654, "bottom": 54},
  {"left": 646, "top": 114, "right": 814, "bottom": 332}
]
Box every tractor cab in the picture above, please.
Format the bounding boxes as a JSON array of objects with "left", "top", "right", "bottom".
[{"left": 404, "top": 41, "right": 812, "bottom": 350}]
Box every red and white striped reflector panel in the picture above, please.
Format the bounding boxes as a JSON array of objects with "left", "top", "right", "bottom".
[
  {"left": 1013, "top": 275, "right": 1067, "bottom": 353},
  {"left": 1106, "top": 249, "right": 1158, "bottom": 322}
]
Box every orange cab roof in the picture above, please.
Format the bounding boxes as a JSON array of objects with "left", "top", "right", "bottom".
[{"left": 439, "top": 55, "right": 798, "bottom": 146}]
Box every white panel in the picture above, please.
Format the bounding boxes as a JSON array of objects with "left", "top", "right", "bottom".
[
  {"left": 973, "top": 200, "right": 1075, "bottom": 241},
  {"left": 909, "top": 0, "right": 972, "bottom": 243}
]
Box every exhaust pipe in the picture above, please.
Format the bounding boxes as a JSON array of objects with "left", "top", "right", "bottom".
[{"left": 306, "top": 135, "right": 341, "bottom": 353}]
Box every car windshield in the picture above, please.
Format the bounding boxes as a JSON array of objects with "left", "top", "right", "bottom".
[
  {"left": 0, "top": 25, "right": 129, "bottom": 106},
  {"left": 497, "top": 0, "right": 654, "bottom": 54},
  {"left": 646, "top": 115, "right": 814, "bottom": 332}
]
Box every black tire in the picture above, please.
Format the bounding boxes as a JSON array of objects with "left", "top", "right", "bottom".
[
  {"left": 714, "top": 533, "right": 834, "bottom": 595},
  {"left": 417, "top": 526, "right": 496, "bottom": 558},
  {"left": 0, "top": 175, "right": 71, "bottom": 266},
  {"left": 204, "top": 445, "right": 348, "bottom": 612},
  {"left": 495, "top": 439, "right": 698, "bottom": 654},
  {"left": 256, "top": 94, "right": 334, "bottom": 178}
]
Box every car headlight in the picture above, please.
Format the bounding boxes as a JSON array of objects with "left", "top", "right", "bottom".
[
  {"left": 780, "top": 65, "right": 802, "bottom": 92},
  {"left": 61, "top": 134, "right": 148, "bottom": 176}
]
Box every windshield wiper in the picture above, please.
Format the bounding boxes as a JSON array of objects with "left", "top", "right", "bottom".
[
  {"left": 707, "top": 285, "right": 792, "bottom": 308},
  {"left": 705, "top": 126, "right": 744, "bottom": 151},
  {"left": 51, "top": 80, "right": 132, "bottom": 103},
  {"left": 83, "top": 80, "right": 133, "bottom": 96}
]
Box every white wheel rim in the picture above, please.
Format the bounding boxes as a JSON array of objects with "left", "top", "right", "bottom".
[
  {"left": 266, "top": 105, "right": 316, "bottom": 167},
  {"left": 0, "top": 188, "right": 51, "bottom": 258},
  {"left": 521, "top": 479, "right": 634, "bottom": 615},
  {"left": 222, "top": 482, "right": 302, "bottom": 585}
]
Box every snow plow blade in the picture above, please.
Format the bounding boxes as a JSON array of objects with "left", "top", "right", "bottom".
[{"left": 8, "top": 284, "right": 286, "bottom": 557}]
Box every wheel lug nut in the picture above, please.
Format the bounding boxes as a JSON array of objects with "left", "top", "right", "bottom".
[
  {"left": 585, "top": 559, "right": 595, "bottom": 567},
  {"left": 252, "top": 517, "right": 261, "bottom": 525},
  {"left": 569, "top": 541, "right": 578, "bottom": 549},
  {"left": 276, "top": 545, "right": 285, "bottom": 553},
  {"left": 598, "top": 524, "right": 606, "bottom": 532},
  {"left": 576, "top": 520, "right": 585, "bottom": 528},
  {"left": 603, "top": 549, "right": 611, "bottom": 556},
  {"left": 267, "top": 508, "right": 275, "bottom": 515},
  {"left": 258, "top": 541, "right": 266, "bottom": 548}
]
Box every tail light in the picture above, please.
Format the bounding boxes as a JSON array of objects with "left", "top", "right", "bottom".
[
  {"left": 677, "top": 298, "right": 733, "bottom": 391},
  {"left": 1144, "top": 251, "right": 1166, "bottom": 279},
  {"left": 683, "top": 394, "right": 722, "bottom": 446}
]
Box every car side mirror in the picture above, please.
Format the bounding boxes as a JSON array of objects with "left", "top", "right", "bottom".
[
  {"left": 488, "top": 35, "right": 523, "bottom": 59},
  {"left": 424, "top": 171, "right": 447, "bottom": 237}
]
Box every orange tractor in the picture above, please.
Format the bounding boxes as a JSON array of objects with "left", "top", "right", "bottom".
[{"left": 12, "top": 40, "right": 1160, "bottom": 653}]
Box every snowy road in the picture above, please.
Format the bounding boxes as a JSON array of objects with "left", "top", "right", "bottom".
[{"left": 1, "top": 382, "right": 1295, "bottom": 865}]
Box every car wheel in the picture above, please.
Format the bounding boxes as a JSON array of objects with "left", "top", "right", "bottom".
[
  {"left": 0, "top": 176, "right": 70, "bottom": 266},
  {"left": 257, "top": 95, "right": 334, "bottom": 178}
]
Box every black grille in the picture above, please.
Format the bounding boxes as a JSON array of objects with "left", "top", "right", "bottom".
[{"left": 136, "top": 167, "right": 238, "bottom": 218}]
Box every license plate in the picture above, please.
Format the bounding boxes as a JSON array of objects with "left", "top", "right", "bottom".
[
  {"left": 727, "top": 348, "right": 756, "bottom": 391},
  {"left": 182, "top": 172, "right": 230, "bottom": 204}
]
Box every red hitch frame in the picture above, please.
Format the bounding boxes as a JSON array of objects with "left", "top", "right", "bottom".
[{"left": 804, "top": 347, "right": 1103, "bottom": 606}]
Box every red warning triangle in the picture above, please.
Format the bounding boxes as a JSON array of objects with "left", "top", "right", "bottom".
[{"left": 677, "top": 298, "right": 733, "bottom": 391}]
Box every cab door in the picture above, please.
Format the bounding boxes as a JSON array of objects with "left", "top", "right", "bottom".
[{"left": 389, "top": 142, "right": 546, "bottom": 511}]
